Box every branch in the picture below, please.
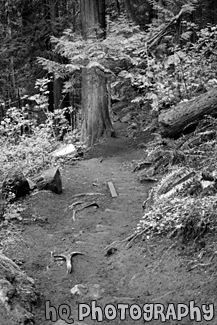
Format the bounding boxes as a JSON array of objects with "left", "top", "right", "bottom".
[{"left": 147, "top": 8, "right": 186, "bottom": 51}]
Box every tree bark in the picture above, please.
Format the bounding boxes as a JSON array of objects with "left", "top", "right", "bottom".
[
  {"left": 80, "top": 0, "right": 114, "bottom": 147},
  {"left": 158, "top": 89, "right": 217, "bottom": 137},
  {"left": 81, "top": 67, "right": 114, "bottom": 146}
]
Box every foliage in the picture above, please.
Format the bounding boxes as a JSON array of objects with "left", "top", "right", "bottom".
[
  {"left": 135, "top": 116, "right": 217, "bottom": 244},
  {"left": 37, "top": 7, "right": 217, "bottom": 114},
  {"left": 137, "top": 194, "right": 217, "bottom": 243},
  {"left": 0, "top": 119, "right": 55, "bottom": 179},
  {"left": 129, "top": 25, "right": 217, "bottom": 112},
  {"left": 0, "top": 0, "right": 80, "bottom": 103},
  {"left": 1, "top": 0, "right": 217, "bottom": 238},
  {"left": 0, "top": 106, "right": 54, "bottom": 223}
]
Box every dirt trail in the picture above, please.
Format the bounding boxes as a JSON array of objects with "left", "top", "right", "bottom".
[{"left": 3, "top": 123, "right": 217, "bottom": 325}]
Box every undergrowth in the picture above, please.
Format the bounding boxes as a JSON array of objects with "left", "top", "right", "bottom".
[
  {"left": 135, "top": 116, "right": 217, "bottom": 246},
  {"left": 0, "top": 105, "right": 79, "bottom": 227}
]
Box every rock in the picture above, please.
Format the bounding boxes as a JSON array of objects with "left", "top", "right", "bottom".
[
  {"left": 70, "top": 283, "right": 104, "bottom": 300},
  {"left": 2, "top": 169, "right": 30, "bottom": 200},
  {"left": 52, "top": 143, "right": 77, "bottom": 157},
  {"left": 33, "top": 167, "right": 62, "bottom": 194},
  {"left": 70, "top": 284, "right": 87, "bottom": 296}
]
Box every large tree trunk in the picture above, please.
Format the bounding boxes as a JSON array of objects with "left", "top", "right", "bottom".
[
  {"left": 159, "top": 89, "right": 217, "bottom": 137},
  {"left": 81, "top": 67, "right": 114, "bottom": 146},
  {"left": 80, "top": 0, "right": 114, "bottom": 147}
]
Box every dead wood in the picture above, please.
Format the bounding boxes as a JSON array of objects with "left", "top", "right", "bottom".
[
  {"left": 158, "top": 89, "right": 217, "bottom": 138},
  {"left": 147, "top": 8, "right": 186, "bottom": 51}
]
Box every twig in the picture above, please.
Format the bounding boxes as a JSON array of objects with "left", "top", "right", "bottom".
[{"left": 52, "top": 251, "right": 84, "bottom": 273}]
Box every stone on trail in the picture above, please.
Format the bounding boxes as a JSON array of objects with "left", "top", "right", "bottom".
[
  {"left": 33, "top": 167, "right": 62, "bottom": 194},
  {"left": 70, "top": 283, "right": 104, "bottom": 300}
]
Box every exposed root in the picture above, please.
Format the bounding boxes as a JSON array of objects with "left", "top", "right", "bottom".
[
  {"left": 188, "top": 251, "right": 217, "bottom": 271},
  {"left": 72, "top": 201, "right": 99, "bottom": 222},
  {"left": 52, "top": 251, "right": 85, "bottom": 273},
  {"left": 103, "top": 233, "right": 135, "bottom": 251}
]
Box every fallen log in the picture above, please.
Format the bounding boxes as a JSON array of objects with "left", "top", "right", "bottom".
[{"left": 158, "top": 89, "right": 217, "bottom": 138}]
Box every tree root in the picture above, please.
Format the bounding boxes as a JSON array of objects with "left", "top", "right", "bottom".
[
  {"left": 188, "top": 251, "right": 217, "bottom": 271},
  {"left": 72, "top": 201, "right": 99, "bottom": 221},
  {"left": 52, "top": 251, "right": 85, "bottom": 273}
]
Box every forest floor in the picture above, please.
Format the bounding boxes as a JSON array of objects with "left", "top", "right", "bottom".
[{"left": 2, "top": 121, "right": 217, "bottom": 325}]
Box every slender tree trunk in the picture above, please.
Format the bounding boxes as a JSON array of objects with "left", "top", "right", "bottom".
[
  {"left": 50, "top": 0, "right": 63, "bottom": 111},
  {"left": 208, "top": 0, "right": 217, "bottom": 24},
  {"left": 123, "top": 0, "right": 140, "bottom": 25},
  {"left": 5, "top": 1, "right": 16, "bottom": 102},
  {"left": 80, "top": 0, "right": 114, "bottom": 147},
  {"left": 116, "top": 0, "right": 121, "bottom": 15}
]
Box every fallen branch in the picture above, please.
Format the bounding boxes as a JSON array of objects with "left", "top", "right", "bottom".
[{"left": 147, "top": 8, "right": 186, "bottom": 51}]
